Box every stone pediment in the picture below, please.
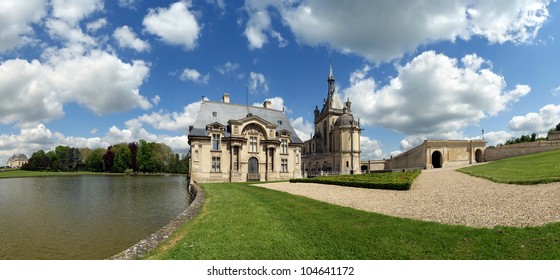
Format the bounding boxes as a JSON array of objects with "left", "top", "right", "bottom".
[
  {"left": 229, "top": 115, "right": 277, "bottom": 130},
  {"left": 276, "top": 129, "right": 292, "bottom": 138},
  {"left": 206, "top": 122, "right": 226, "bottom": 131}
]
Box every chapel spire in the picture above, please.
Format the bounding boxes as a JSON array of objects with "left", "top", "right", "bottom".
[{"left": 327, "top": 62, "right": 335, "bottom": 95}]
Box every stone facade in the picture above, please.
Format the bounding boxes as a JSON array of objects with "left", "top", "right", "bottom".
[
  {"left": 188, "top": 94, "right": 303, "bottom": 183},
  {"left": 547, "top": 131, "right": 560, "bottom": 141},
  {"left": 302, "top": 65, "right": 361, "bottom": 175},
  {"left": 7, "top": 154, "right": 28, "bottom": 168},
  {"left": 387, "top": 140, "right": 486, "bottom": 170}
]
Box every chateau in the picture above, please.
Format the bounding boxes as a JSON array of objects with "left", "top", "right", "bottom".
[
  {"left": 188, "top": 94, "right": 304, "bottom": 183},
  {"left": 301, "top": 65, "right": 361, "bottom": 175},
  {"left": 7, "top": 154, "right": 28, "bottom": 168}
]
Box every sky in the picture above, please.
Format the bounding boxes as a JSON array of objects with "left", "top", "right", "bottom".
[{"left": 2, "top": 0, "right": 560, "bottom": 164}]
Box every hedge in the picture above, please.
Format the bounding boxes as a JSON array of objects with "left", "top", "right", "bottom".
[{"left": 290, "top": 170, "right": 421, "bottom": 191}]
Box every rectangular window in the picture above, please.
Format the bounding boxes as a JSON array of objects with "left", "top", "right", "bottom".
[
  {"left": 212, "top": 134, "right": 221, "bottom": 151},
  {"left": 212, "top": 156, "right": 221, "bottom": 172},
  {"left": 281, "top": 159, "right": 288, "bottom": 173},
  {"left": 281, "top": 139, "right": 288, "bottom": 154},
  {"left": 249, "top": 136, "right": 258, "bottom": 153}
]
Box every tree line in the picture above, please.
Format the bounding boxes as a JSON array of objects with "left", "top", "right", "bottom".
[{"left": 22, "top": 140, "right": 189, "bottom": 174}]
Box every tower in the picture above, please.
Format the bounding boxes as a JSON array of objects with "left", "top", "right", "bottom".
[{"left": 302, "top": 63, "right": 361, "bottom": 174}]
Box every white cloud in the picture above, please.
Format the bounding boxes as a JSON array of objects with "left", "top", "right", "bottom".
[
  {"left": 0, "top": 59, "right": 64, "bottom": 125},
  {"left": 118, "top": 0, "right": 138, "bottom": 9},
  {"left": 86, "top": 18, "right": 107, "bottom": 32},
  {"left": 113, "top": 25, "right": 150, "bottom": 52},
  {"left": 467, "top": 0, "right": 551, "bottom": 44},
  {"left": 51, "top": 50, "right": 152, "bottom": 115},
  {"left": 0, "top": 124, "right": 56, "bottom": 164},
  {"left": 290, "top": 117, "right": 314, "bottom": 142},
  {"left": 508, "top": 104, "right": 560, "bottom": 134},
  {"left": 180, "top": 67, "right": 210, "bottom": 84},
  {"left": 399, "top": 130, "right": 467, "bottom": 150},
  {"left": 252, "top": 97, "right": 289, "bottom": 112},
  {"left": 206, "top": 0, "right": 226, "bottom": 13},
  {"left": 343, "top": 51, "right": 530, "bottom": 138},
  {"left": 45, "top": 18, "right": 96, "bottom": 46},
  {"left": 51, "top": 0, "right": 103, "bottom": 24},
  {"left": 0, "top": 50, "right": 151, "bottom": 126},
  {"left": 244, "top": 9, "right": 271, "bottom": 49},
  {"left": 143, "top": 1, "right": 201, "bottom": 50},
  {"left": 151, "top": 95, "right": 161, "bottom": 106},
  {"left": 248, "top": 72, "right": 269, "bottom": 94},
  {"left": 482, "top": 130, "right": 515, "bottom": 147},
  {"left": 136, "top": 101, "right": 202, "bottom": 132},
  {"left": 552, "top": 86, "right": 560, "bottom": 96},
  {"left": 216, "top": 61, "right": 239, "bottom": 75},
  {"left": 0, "top": 0, "right": 46, "bottom": 53},
  {"left": 360, "top": 136, "right": 383, "bottom": 160},
  {"left": 244, "top": 0, "right": 552, "bottom": 62}
]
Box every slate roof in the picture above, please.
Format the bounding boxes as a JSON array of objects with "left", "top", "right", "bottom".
[{"left": 189, "top": 101, "right": 303, "bottom": 144}]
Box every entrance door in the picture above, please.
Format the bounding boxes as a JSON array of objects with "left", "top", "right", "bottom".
[
  {"left": 431, "top": 151, "right": 442, "bottom": 168},
  {"left": 248, "top": 157, "right": 260, "bottom": 181},
  {"left": 475, "top": 149, "right": 483, "bottom": 163}
]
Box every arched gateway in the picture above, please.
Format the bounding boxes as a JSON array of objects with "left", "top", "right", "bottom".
[{"left": 431, "top": 151, "right": 443, "bottom": 168}]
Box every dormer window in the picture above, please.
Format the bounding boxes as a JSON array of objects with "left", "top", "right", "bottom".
[
  {"left": 212, "top": 134, "right": 221, "bottom": 151},
  {"left": 212, "top": 111, "right": 217, "bottom": 117}
]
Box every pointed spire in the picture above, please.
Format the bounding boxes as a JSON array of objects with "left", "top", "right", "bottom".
[
  {"left": 328, "top": 62, "right": 334, "bottom": 81},
  {"left": 327, "top": 61, "right": 335, "bottom": 97}
]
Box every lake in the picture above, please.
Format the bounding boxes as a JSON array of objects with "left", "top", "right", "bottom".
[{"left": 0, "top": 175, "right": 190, "bottom": 259}]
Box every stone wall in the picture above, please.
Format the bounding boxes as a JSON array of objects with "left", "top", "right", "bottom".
[
  {"left": 484, "top": 141, "right": 560, "bottom": 161},
  {"left": 388, "top": 144, "right": 426, "bottom": 170}
]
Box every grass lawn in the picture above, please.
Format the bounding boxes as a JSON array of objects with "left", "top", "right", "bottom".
[
  {"left": 458, "top": 149, "right": 560, "bottom": 184},
  {"left": 0, "top": 169, "right": 112, "bottom": 178},
  {"left": 144, "top": 182, "right": 560, "bottom": 259}
]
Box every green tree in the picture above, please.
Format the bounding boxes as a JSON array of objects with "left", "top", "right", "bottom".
[
  {"left": 153, "top": 142, "right": 173, "bottom": 173},
  {"left": 112, "top": 143, "right": 132, "bottom": 173},
  {"left": 128, "top": 142, "right": 139, "bottom": 173},
  {"left": 138, "top": 140, "right": 156, "bottom": 173},
  {"left": 24, "top": 150, "right": 52, "bottom": 171},
  {"left": 55, "top": 145, "right": 71, "bottom": 171},
  {"left": 85, "top": 148, "right": 105, "bottom": 172}
]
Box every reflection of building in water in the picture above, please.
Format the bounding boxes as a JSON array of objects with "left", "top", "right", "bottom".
[
  {"left": 301, "top": 64, "right": 361, "bottom": 175},
  {"left": 188, "top": 94, "right": 303, "bottom": 183}
]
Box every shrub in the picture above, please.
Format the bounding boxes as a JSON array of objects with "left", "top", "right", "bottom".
[{"left": 290, "top": 170, "right": 421, "bottom": 191}]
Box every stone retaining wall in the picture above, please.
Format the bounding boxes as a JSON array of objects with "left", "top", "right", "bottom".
[
  {"left": 484, "top": 140, "right": 560, "bottom": 161},
  {"left": 109, "top": 183, "right": 204, "bottom": 260}
]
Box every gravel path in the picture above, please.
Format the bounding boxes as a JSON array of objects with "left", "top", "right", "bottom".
[{"left": 257, "top": 168, "right": 560, "bottom": 228}]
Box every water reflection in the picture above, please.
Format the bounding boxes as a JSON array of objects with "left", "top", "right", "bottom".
[{"left": 0, "top": 175, "right": 188, "bottom": 259}]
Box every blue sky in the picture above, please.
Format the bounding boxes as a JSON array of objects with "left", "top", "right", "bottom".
[{"left": 2, "top": 0, "right": 560, "bottom": 164}]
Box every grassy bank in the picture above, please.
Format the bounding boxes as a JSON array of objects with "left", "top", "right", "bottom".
[
  {"left": 290, "top": 170, "right": 421, "bottom": 190},
  {"left": 144, "top": 182, "right": 560, "bottom": 259},
  {"left": 458, "top": 149, "right": 560, "bottom": 184}
]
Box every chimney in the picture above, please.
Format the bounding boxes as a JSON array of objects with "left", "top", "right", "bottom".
[
  {"left": 222, "top": 93, "right": 230, "bottom": 103},
  {"left": 263, "top": 100, "right": 272, "bottom": 109}
]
